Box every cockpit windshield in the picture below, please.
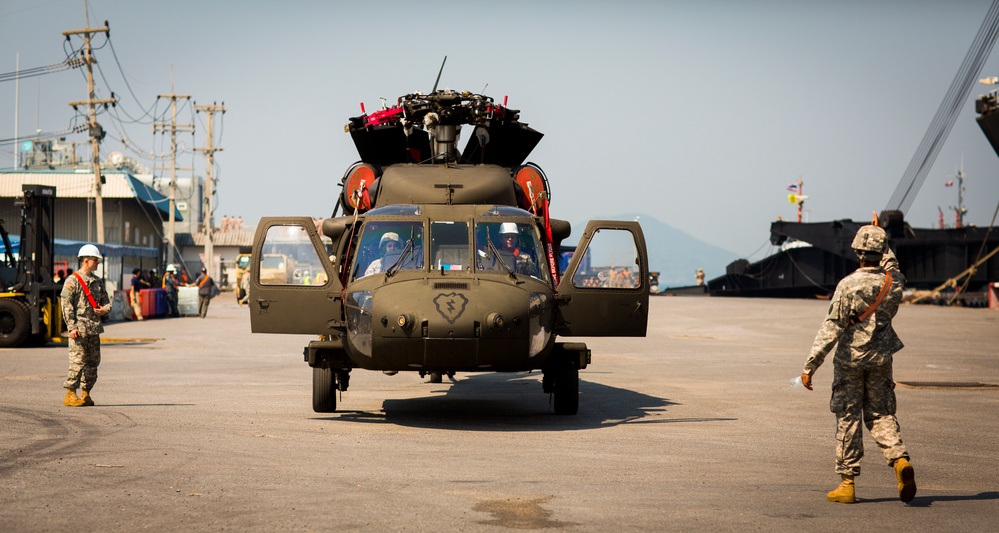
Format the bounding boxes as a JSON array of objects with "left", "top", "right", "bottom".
[
  {"left": 350, "top": 215, "right": 548, "bottom": 281},
  {"left": 353, "top": 221, "right": 424, "bottom": 280}
]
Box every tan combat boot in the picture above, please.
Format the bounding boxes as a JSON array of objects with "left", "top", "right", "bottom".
[
  {"left": 64, "top": 389, "right": 85, "bottom": 407},
  {"left": 894, "top": 457, "right": 917, "bottom": 503},
  {"left": 827, "top": 474, "right": 856, "bottom": 503},
  {"left": 81, "top": 390, "right": 95, "bottom": 406}
]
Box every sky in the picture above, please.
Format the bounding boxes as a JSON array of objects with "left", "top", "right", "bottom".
[{"left": 3, "top": 0, "right": 999, "bottom": 262}]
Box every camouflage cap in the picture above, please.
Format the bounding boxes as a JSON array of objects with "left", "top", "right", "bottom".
[{"left": 851, "top": 225, "right": 888, "bottom": 254}]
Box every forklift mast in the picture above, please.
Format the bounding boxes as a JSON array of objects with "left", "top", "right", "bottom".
[{"left": 13, "top": 185, "right": 58, "bottom": 334}]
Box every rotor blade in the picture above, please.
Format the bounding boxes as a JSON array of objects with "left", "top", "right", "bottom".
[{"left": 431, "top": 56, "right": 447, "bottom": 93}]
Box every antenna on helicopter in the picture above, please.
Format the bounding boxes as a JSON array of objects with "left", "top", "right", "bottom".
[{"left": 432, "top": 56, "right": 447, "bottom": 93}]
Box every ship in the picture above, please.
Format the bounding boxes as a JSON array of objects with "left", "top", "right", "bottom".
[{"left": 708, "top": 6, "right": 999, "bottom": 304}]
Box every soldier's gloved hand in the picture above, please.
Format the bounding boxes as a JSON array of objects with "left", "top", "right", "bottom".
[{"left": 801, "top": 372, "right": 813, "bottom": 391}]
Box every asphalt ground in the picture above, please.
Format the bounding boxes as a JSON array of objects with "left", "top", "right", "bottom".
[{"left": 1, "top": 294, "right": 998, "bottom": 531}]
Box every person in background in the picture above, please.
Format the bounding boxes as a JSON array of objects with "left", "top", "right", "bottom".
[
  {"left": 162, "top": 265, "right": 181, "bottom": 317},
  {"left": 61, "top": 244, "right": 111, "bottom": 407},
  {"left": 192, "top": 267, "right": 216, "bottom": 318},
  {"left": 129, "top": 268, "right": 149, "bottom": 321},
  {"left": 238, "top": 267, "right": 251, "bottom": 306},
  {"left": 220, "top": 259, "right": 229, "bottom": 288},
  {"left": 148, "top": 269, "right": 160, "bottom": 292}
]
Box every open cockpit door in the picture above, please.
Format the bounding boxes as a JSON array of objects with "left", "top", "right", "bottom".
[
  {"left": 249, "top": 217, "right": 343, "bottom": 334},
  {"left": 555, "top": 221, "right": 649, "bottom": 337}
]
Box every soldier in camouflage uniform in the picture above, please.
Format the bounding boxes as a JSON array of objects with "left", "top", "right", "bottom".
[
  {"left": 364, "top": 232, "right": 402, "bottom": 276},
  {"left": 61, "top": 244, "right": 112, "bottom": 407},
  {"left": 498, "top": 223, "right": 541, "bottom": 278},
  {"left": 800, "top": 225, "right": 916, "bottom": 504}
]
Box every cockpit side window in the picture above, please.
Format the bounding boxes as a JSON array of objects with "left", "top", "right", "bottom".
[
  {"left": 258, "top": 225, "right": 328, "bottom": 286},
  {"left": 352, "top": 221, "right": 424, "bottom": 279},
  {"left": 474, "top": 221, "right": 546, "bottom": 280}
]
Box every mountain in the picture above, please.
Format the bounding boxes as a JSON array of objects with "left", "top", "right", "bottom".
[{"left": 567, "top": 213, "right": 738, "bottom": 288}]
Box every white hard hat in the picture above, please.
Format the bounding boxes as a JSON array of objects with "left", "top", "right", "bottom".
[
  {"left": 499, "top": 222, "right": 519, "bottom": 235},
  {"left": 77, "top": 244, "right": 102, "bottom": 259},
  {"left": 166, "top": 264, "right": 177, "bottom": 273}
]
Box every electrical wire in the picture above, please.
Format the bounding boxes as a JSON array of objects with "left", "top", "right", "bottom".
[
  {"left": 0, "top": 58, "right": 86, "bottom": 82},
  {"left": 105, "top": 37, "right": 155, "bottom": 124},
  {"left": 94, "top": 57, "right": 151, "bottom": 125},
  {"left": 0, "top": 124, "right": 88, "bottom": 146}
]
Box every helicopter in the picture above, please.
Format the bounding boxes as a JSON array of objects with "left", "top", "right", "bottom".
[{"left": 248, "top": 88, "right": 649, "bottom": 415}]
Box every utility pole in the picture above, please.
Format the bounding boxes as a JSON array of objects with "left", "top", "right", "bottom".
[
  {"left": 153, "top": 76, "right": 193, "bottom": 266},
  {"left": 64, "top": 12, "right": 115, "bottom": 244},
  {"left": 14, "top": 53, "right": 18, "bottom": 169},
  {"left": 194, "top": 102, "right": 225, "bottom": 280}
]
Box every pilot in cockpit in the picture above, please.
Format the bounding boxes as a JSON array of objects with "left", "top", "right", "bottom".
[{"left": 364, "top": 232, "right": 401, "bottom": 276}]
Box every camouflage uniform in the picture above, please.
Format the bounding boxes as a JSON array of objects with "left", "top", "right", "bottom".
[
  {"left": 513, "top": 249, "right": 541, "bottom": 278},
  {"left": 803, "top": 248, "right": 909, "bottom": 476},
  {"left": 62, "top": 271, "right": 111, "bottom": 392}
]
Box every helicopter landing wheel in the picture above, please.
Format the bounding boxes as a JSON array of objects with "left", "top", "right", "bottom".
[
  {"left": 312, "top": 366, "right": 337, "bottom": 413},
  {"left": 552, "top": 360, "right": 579, "bottom": 415}
]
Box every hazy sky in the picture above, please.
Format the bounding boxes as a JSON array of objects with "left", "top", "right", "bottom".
[{"left": 3, "top": 0, "right": 999, "bottom": 260}]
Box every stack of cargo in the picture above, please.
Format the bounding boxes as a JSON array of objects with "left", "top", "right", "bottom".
[
  {"left": 139, "top": 289, "right": 166, "bottom": 318},
  {"left": 178, "top": 286, "right": 199, "bottom": 316}
]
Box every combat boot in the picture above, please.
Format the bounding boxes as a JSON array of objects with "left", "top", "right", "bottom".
[
  {"left": 893, "top": 457, "right": 917, "bottom": 503},
  {"left": 64, "top": 389, "right": 85, "bottom": 407},
  {"left": 827, "top": 474, "right": 856, "bottom": 503},
  {"left": 81, "top": 390, "right": 95, "bottom": 406}
]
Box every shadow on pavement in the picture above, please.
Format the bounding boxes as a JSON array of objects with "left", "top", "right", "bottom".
[
  {"left": 861, "top": 491, "right": 999, "bottom": 507},
  {"left": 95, "top": 403, "right": 196, "bottom": 407},
  {"left": 319, "top": 372, "right": 736, "bottom": 431}
]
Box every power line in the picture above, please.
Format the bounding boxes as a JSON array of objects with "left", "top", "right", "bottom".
[
  {"left": 0, "top": 57, "right": 86, "bottom": 82},
  {"left": 0, "top": 124, "right": 87, "bottom": 146},
  {"left": 105, "top": 35, "right": 157, "bottom": 122}
]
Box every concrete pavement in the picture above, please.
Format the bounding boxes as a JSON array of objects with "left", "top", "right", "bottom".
[{"left": 1, "top": 295, "right": 997, "bottom": 531}]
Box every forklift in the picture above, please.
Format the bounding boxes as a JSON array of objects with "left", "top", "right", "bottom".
[{"left": 0, "top": 185, "right": 63, "bottom": 347}]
